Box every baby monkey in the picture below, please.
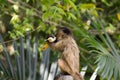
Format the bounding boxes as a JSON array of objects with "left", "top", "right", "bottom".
[{"left": 46, "top": 27, "right": 83, "bottom": 80}]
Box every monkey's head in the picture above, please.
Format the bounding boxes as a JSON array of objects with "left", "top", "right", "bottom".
[{"left": 56, "top": 27, "right": 72, "bottom": 40}]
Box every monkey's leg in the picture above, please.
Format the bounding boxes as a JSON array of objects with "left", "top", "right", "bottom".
[
  {"left": 54, "top": 59, "right": 72, "bottom": 80},
  {"left": 58, "top": 59, "right": 72, "bottom": 74},
  {"left": 58, "top": 59, "right": 84, "bottom": 80}
]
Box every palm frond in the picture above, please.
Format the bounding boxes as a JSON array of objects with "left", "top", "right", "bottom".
[
  {"left": 26, "top": 32, "right": 32, "bottom": 79},
  {"left": 19, "top": 37, "right": 25, "bottom": 80},
  {"left": 0, "top": 33, "right": 39, "bottom": 80},
  {"left": 88, "top": 18, "right": 120, "bottom": 80},
  {"left": 13, "top": 40, "right": 22, "bottom": 80},
  {"left": 76, "top": 15, "right": 120, "bottom": 79},
  {"left": 31, "top": 34, "right": 38, "bottom": 80},
  {"left": 0, "top": 34, "right": 15, "bottom": 79}
]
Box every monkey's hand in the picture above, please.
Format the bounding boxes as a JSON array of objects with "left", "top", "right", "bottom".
[{"left": 42, "top": 35, "right": 57, "bottom": 51}]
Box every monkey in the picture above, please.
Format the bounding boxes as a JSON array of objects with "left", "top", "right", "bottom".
[{"left": 46, "top": 27, "right": 83, "bottom": 80}]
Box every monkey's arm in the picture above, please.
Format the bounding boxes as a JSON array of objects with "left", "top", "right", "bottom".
[{"left": 48, "top": 40, "right": 64, "bottom": 51}]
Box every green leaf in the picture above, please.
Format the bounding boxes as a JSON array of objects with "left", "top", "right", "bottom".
[
  {"left": 105, "top": 23, "right": 116, "bottom": 34},
  {"left": 16, "top": 31, "right": 24, "bottom": 37},
  {"left": 12, "top": 5, "right": 19, "bottom": 12},
  {"left": 68, "top": 12, "right": 77, "bottom": 20},
  {"left": 26, "top": 9, "right": 34, "bottom": 16},
  {"left": 10, "top": 14, "right": 20, "bottom": 24},
  {"left": 56, "top": 7, "right": 66, "bottom": 15},
  {"left": 79, "top": 3, "right": 96, "bottom": 10},
  {"left": 69, "top": 0, "right": 77, "bottom": 10},
  {"left": 26, "top": 0, "right": 30, "bottom": 3},
  {"left": 42, "top": 12, "right": 51, "bottom": 21}
]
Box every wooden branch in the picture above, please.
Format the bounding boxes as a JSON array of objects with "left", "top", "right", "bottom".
[{"left": 55, "top": 74, "right": 73, "bottom": 80}]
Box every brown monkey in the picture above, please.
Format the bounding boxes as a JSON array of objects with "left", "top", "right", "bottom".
[{"left": 47, "top": 27, "right": 83, "bottom": 80}]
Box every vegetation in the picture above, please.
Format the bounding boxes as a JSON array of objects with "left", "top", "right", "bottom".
[{"left": 0, "top": 0, "right": 120, "bottom": 80}]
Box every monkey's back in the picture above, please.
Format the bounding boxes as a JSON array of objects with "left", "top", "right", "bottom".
[{"left": 61, "top": 36, "right": 80, "bottom": 73}]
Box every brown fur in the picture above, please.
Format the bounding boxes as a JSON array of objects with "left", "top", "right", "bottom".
[{"left": 47, "top": 27, "right": 83, "bottom": 80}]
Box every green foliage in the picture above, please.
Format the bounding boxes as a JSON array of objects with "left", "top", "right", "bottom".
[
  {"left": 0, "top": 0, "right": 120, "bottom": 80},
  {"left": 76, "top": 17, "right": 120, "bottom": 79}
]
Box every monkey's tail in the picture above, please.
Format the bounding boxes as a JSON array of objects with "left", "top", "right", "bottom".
[{"left": 73, "top": 73, "right": 84, "bottom": 80}]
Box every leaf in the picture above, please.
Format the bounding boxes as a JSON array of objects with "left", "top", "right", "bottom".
[
  {"left": 69, "top": 0, "right": 77, "bottom": 10},
  {"left": 105, "top": 23, "right": 116, "bottom": 34},
  {"left": 13, "top": 40, "right": 21, "bottom": 80},
  {"left": 41, "top": 5, "right": 48, "bottom": 11},
  {"left": 8, "top": 31, "right": 16, "bottom": 39},
  {"left": 79, "top": 3, "right": 96, "bottom": 10},
  {"left": 39, "top": 22, "right": 46, "bottom": 31},
  {"left": 42, "top": 12, "right": 51, "bottom": 21},
  {"left": 32, "top": 35, "right": 38, "bottom": 80},
  {"left": 91, "top": 10, "right": 99, "bottom": 17},
  {"left": 10, "top": 14, "right": 20, "bottom": 24},
  {"left": 19, "top": 37, "right": 25, "bottom": 80},
  {"left": 89, "top": 18, "right": 120, "bottom": 80},
  {"left": 26, "top": 9, "right": 34, "bottom": 16},
  {"left": 12, "top": 5, "right": 19, "bottom": 12},
  {"left": 56, "top": 7, "right": 66, "bottom": 15},
  {"left": 117, "top": 13, "right": 120, "bottom": 21},
  {"left": 16, "top": 31, "right": 24, "bottom": 37},
  {"left": 0, "top": 34, "right": 15, "bottom": 78},
  {"left": 101, "top": 0, "right": 113, "bottom": 6},
  {"left": 26, "top": 0, "right": 30, "bottom": 3},
  {"left": 68, "top": 12, "right": 77, "bottom": 20},
  {"left": 26, "top": 33, "right": 32, "bottom": 79}
]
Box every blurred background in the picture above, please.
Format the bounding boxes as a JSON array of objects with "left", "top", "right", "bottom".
[{"left": 0, "top": 0, "right": 120, "bottom": 80}]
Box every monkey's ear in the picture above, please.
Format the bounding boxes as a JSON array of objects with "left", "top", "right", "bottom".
[{"left": 60, "top": 27, "right": 72, "bottom": 35}]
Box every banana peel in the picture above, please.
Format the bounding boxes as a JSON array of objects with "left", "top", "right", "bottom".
[{"left": 41, "top": 43, "right": 49, "bottom": 51}]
